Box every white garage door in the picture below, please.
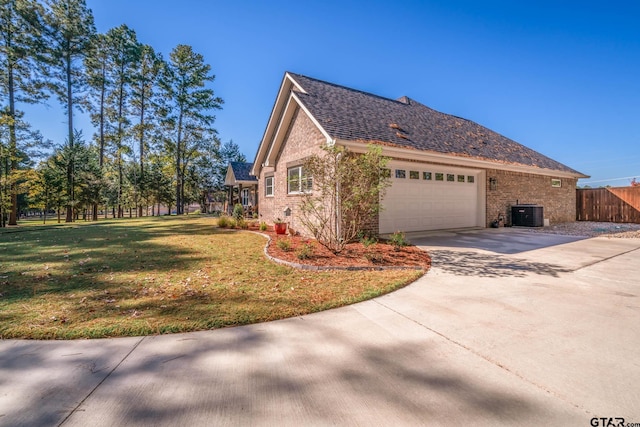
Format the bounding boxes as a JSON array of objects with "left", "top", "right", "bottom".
[{"left": 379, "top": 162, "right": 482, "bottom": 234}]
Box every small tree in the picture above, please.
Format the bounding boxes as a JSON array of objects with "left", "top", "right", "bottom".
[{"left": 299, "top": 144, "right": 390, "bottom": 254}]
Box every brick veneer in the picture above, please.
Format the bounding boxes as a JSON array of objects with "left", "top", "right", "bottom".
[
  {"left": 258, "top": 107, "right": 326, "bottom": 235},
  {"left": 485, "top": 169, "right": 577, "bottom": 226},
  {"left": 258, "top": 108, "right": 577, "bottom": 234}
]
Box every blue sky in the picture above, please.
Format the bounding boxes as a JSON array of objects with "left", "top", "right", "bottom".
[{"left": 24, "top": 0, "right": 640, "bottom": 187}]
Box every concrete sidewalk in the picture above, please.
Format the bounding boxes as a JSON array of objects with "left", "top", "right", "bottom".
[{"left": 1, "top": 229, "right": 639, "bottom": 426}]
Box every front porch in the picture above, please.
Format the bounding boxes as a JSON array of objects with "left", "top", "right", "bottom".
[{"left": 224, "top": 161, "right": 259, "bottom": 216}]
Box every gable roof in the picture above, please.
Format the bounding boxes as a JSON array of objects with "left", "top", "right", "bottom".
[
  {"left": 253, "top": 72, "right": 587, "bottom": 178},
  {"left": 225, "top": 162, "right": 257, "bottom": 186}
]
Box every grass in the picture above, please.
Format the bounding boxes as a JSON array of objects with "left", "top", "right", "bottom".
[{"left": 0, "top": 216, "right": 423, "bottom": 339}]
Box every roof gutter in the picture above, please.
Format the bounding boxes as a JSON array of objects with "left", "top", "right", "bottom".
[{"left": 337, "top": 139, "right": 589, "bottom": 179}]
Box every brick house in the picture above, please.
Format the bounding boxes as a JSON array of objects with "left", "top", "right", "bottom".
[{"left": 251, "top": 72, "right": 588, "bottom": 234}]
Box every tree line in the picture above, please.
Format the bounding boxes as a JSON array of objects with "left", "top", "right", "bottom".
[{"left": 1, "top": 0, "right": 244, "bottom": 226}]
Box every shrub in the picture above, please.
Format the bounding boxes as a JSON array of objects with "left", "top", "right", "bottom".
[
  {"left": 389, "top": 231, "right": 408, "bottom": 251},
  {"left": 276, "top": 239, "right": 292, "bottom": 252},
  {"left": 259, "top": 221, "right": 268, "bottom": 231},
  {"left": 217, "top": 215, "right": 230, "bottom": 228},
  {"left": 237, "top": 218, "right": 248, "bottom": 229},
  {"left": 296, "top": 243, "right": 314, "bottom": 260},
  {"left": 192, "top": 209, "right": 201, "bottom": 215},
  {"left": 232, "top": 203, "right": 244, "bottom": 221},
  {"left": 358, "top": 231, "right": 378, "bottom": 247},
  {"left": 298, "top": 144, "right": 391, "bottom": 254},
  {"left": 227, "top": 218, "right": 237, "bottom": 229}
]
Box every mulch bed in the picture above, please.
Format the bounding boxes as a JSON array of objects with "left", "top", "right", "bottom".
[{"left": 252, "top": 227, "right": 431, "bottom": 270}]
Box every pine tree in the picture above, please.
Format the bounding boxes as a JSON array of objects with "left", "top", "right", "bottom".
[
  {"left": 42, "top": 0, "right": 95, "bottom": 222},
  {"left": 0, "top": 0, "right": 47, "bottom": 225},
  {"left": 130, "top": 44, "right": 162, "bottom": 217},
  {"left": 159, "top": 44, "right": 222, "bottom": 215},
  {"left": 84, "top": 32, "right": 110, "bottom": 168},
  {"left": 102, "top": 24, "right": 138, "bottom": 218}
]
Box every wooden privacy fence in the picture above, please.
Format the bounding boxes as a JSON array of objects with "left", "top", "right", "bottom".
[{"left": 576, "top": 187, "right": 640, "bottom": 223}]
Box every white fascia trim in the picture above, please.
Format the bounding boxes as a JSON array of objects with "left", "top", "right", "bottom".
[
  {"left": 252, "top": 74, "right": 299, "bottom": 177},
  {"left": 264, "top": 95, "right": 298, "bottom": 167},
  {"left": 338, "top": 139, "right": 587, "bottom": 179},
  {"left": 285, "top": 72, "right": 306, "bottom": 93}
]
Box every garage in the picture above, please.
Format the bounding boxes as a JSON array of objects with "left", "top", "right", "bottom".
[{"left": 379, "top": 161, "right": 484, "bottom": 234}]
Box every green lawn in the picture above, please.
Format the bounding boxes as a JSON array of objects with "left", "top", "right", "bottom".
[{"left": 0, "top": 216, "right": 423, "bottom": 339}]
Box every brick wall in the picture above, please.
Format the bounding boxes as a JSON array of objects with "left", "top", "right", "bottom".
[
  {"left": 485, "top": 169, "right": 577, "bottom": 226},
  {"left": 258, "top": 107, "right": 327, "bottom": 235},
  {"left": 258, "top": 108, "right": 577, "bottom": 232}
]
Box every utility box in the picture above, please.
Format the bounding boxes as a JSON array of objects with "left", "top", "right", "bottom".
[{"left": 511, "top": 205, "right": 544, "bottom": 227}]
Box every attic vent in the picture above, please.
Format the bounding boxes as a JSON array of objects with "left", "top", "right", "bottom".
[
  {"left": 397, "top": 96, "right": 410, "bottom": 105},
  {"left": 389, "top": 123, "right": 404, "bottom": 132}
]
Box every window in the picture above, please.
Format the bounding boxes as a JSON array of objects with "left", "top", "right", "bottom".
[
  {"left": 410, "top": 171, "right": 419, "bottom": 179},
  {"left": 551, "top": 178, "right": 562, "bottom": 188},
  {"left": 288, "top": 166, "right": 312, "bottom": 193},
  {"left": 457, "top": 175, "right": 465, "bottom": 183},
  {"left": 241, "top": 188, "right": 250, "bottom": 206},
  {"left": 435, "top": 173, "right": 444, "bottom": 181},
  {"left": 447, "top": 174, "right": 455, "bottom": 182},
  {"left": 395, "top": 169, "right": 406, "bottom": 179},
  {"left": 265, "top": 176, "right": 274, "bottom": 196},
  {"left": 423, "top": 172, "right": 432, "bottom": 180},
  {"left": 467, "top": 176, "right": 475, "bottom": 183}
]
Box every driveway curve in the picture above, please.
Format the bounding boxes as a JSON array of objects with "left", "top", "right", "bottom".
[{"left": 1, "top": 228, "right": 639, "bottom": 426}]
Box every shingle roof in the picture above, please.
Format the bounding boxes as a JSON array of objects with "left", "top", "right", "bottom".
[
  {"left": 287, "top": 72, "right": 583, "bottom": 175},
  {"left": 230, "top": 162, "right": 257, "bottom": 182}
]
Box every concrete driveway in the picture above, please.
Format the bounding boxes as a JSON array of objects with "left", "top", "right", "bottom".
[{"left": 1, "top": 228, "right": 639, "bottom": 426}]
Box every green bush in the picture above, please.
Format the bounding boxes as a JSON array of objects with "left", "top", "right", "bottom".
[
  {"left": 192, "top": 209, "right": 201, "bottom": 215},
  {"left": 296, "top": 243, "right": 314, "bottom": 260},
  {"left": 389, "top": 231, "right": 408, "bottom": 251},
  {"left": 276, "top": 239, "right": 292, "bottom": 252},
  {"left": 358, "top": 231, "right": 378, "bottom": 247},
  {"left": 237, "top": 218, "right": 248, "bottom": 229},
  {"left": 217, "top": 215, "right": 230, "bottom": 228},
  {"left": 232, "top": 204, "right": 244, "bottom": 221},
  {"left": 259, "top": 221, "right": 268, "bottom": 231}
]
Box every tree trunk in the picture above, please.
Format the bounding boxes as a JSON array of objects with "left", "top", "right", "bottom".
[
  {"left": 175, "top": 111, "right": 183, "bottom": 215},
  {"left": 65, "top": 50, "right": 74, "bottom": 223},
  {"left": 8, "top": 54, "right": 18, "bottom": 226}
]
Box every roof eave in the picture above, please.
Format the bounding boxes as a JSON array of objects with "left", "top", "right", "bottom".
[
  {"left": 337, "top": 139, "right": 589, "bottom": 179},
  {"left": 251, "top": 72, "right": 309, "bottom": 177},
  {"left": 252, "top": 74, "right": 333, "bottom": 177}
]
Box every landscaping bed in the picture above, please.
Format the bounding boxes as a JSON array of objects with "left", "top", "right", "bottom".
[{"left": 262, "top": 230, "right": 431, "bottom": 269}]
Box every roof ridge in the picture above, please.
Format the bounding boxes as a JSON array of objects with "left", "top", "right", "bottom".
[{"left": 287, "top": 72, "right": 410, "bottom": 106}]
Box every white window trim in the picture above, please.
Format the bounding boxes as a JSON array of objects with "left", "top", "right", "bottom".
[
  {"left": 265, "top": 176, "right": 274, "bottom": 197},
  {"left": 287, "top": 165, "right": 312, "bottom": 194},
  {"left": 241, "top": 188, "right": 250, "bottom": 206}
]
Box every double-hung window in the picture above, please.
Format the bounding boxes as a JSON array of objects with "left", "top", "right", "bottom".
[
  {"left": 241, "top": 188, "right": 250, "bottom": 206},
  {"left": 287, "top": 165, "right": 312, "bottom": 194},
  {"left": 265, "top": 176, "right": 274, "bottom": 196}
]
